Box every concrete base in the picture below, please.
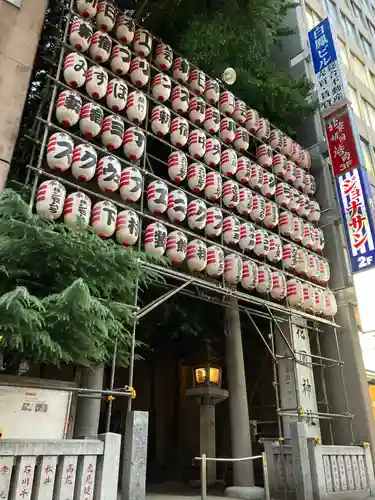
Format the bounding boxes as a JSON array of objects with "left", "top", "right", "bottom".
[{"left": 224, "top": 486, "right": 265, "bottom": 500}]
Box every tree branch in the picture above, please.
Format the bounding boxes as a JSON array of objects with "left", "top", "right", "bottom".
[{"left": 134, "top": 0, "right": 150, "bottom": 23}]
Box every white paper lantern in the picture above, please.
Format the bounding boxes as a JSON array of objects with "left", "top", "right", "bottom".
[
  {"left": 133, "top": 28, "right": 152, "bottom": 57},
  {"left": 323, "top": 289, "right": 337, "bottom": 316},
  {"left": 116, "top": 209, "right": 139, "bottom": 246},
  {"left": 291, "top": 142, "right": 302, "bottom": 164},
  {"left": 129, "top": 57, "right": 149, "bottom": 87},
  {"left": 224, "top": 254, "right": 243, "bottom": 284},
  {"left": 155, "top": 43, "right": 174, "bottom": 71},
  {"left": 271, "top": 271, "right": 287, "bottom": 300},
  {"left": 125, "top": 90, "right": 147, "bottom": 125},
  {"left": 222, "top": 180, "right": 240, "bottom": 208},
  {"left": 205, "top": 207, "right": 223, "bottom": 238},
  {"left": 205, "top": 171, "right": 222, "bottom": 201},
  {"left": 76, "top": 0, "right": 98, "bottom": 18},
  {"left": 123, "top": 126, "right": 145, "bottom": 161},
  {"left": 270, "top": 129, "right": 283, "bottom": 151},
  {"left": 167, "top": 190, "right": 187, "bottom": 223},
  {"left": 221, "top": 149, "right": 237, "bottom": 177},
  {"left": 302, "top": 222, "right": 314, "bottom": 249},
  {"left": 166, "top": 231, "right": 187, "bottom": 264},
  {"left": 287, "top": 278, "right": 304, "bottom": 307},
  {"left": 64, "top": 192, "right": 91, "bottom": 229},
  {"left": 304, "top": 174, "right": 316, "bottom": 196},
  {"left": 254, "top": 229, "right": 269, "bottom": 258},
  {"left": 85, "top": 66, "right": 108, "bottom": 100},
  {"left": 245, "top": 109, "right": 259, "bottom": 134},
  {"left": 46, "top": 132, "right": 74, "bottom": 172},
  {"left": 279, "top": 211, "right": 294, "bottom": 237},
  {"left": 268, "top": 234, "right": 282, "bottom": 263},
  {"left": 36, "top": 180, "right": 66, "bottom": 220},
  {"left": 234, "top": 158, "right": 250, "bottom": 185},
  {"left": 275, "top": 182, "right": 291, "bottom": 208},
  {"left": 256, "top": 265, "right": 273, "bottom": 294},
  {"left": 308, "top": 200, "right": 321, "bottom": 223},
  {"left": 204, "top": 79, "right": 220, "bottom": 105},
  {"left": 219, "top": 118, "right": 236, "bottom": 144},
  {"left": 256, "top": 118, "right": 270, "bottom": 142},
  {"left": 106, "top": 78, "right": 128, "bottom": 112},
  {"left": 89, "top": 31, "right": 112, "bottom": 63},
  {"left": 188, "top": 69, "right": 206, "bottom": 96},
  {"left": 96, "top": 1, "right": 117, "bottom": 32},
  {"left": 144, "top": 222, "right": 167, "bottom": 256},
  {"left": 300, "top": 149, "right": 312, "bottom": 170},
  {"left": 233, "top": 127, "right": 249, "bottom": 152},
  {"left": 188, "top": 96, "right": 206, "bottom": 126},
  {"left": 256, "top": 144, "right": 273, "bottom": 169},
  {"left": 294, "top": 167, "right": 305, "bottom": 191},
  {"left": 170, "top": 117, "right": 189, "bottom": 148},
  {"left": 120, "top": 166, "right": 143, "bottom": 203},
  {"left": 71, "top": 143, "right": 97, "bottom": 182},
  {"left": 297, "top": 194, "right": 311, "bottom": 219},
  {"left": 204, "top": 138, "right": 221, "bottom": 167},
  {"left": 283, "top": 243, "right": 298, "bottom": 270},
  {"left": 312, "top": 287, "right": 325, "bottom": 315},
  {"left": 97, "top": 155, "right": 121, "bottom": 193},
  {"left": 281, "top": 135, "right": 294, "bottom": 157},
  {"left": 312, "top": 227, "right": 325, "bottom": 252},
  {"left": 101, "top": 115, "right": 124, "bottom": 150},
  {"left": 233, "top": 100, "right": 247, "bottom": 125},
  {"left": 91, "top": 200, "right": 117, "bottom": 238},
  {"left": 264, "top": 200, "right": 279, "bottom": 229},
  {"left": 261, "top": 171, "right": 276, "bottom": 197},
  {"left": 152, "top": 73, "right": 172, "bottom": 102},
  {"left": 80, "top": 102, "right": 104, "bottom": 138},
  {"left": 188, "top": 129, "right": 206, "bottom": 159},
  {"left": 317, "top": 259, "right": 330, "bottom": 285},
  {"left": 115, "top": 14, "right": 135, "bottom": 44},
  {"left": 284, "top": 161, "right": 297, "bottom": 184},
  {"left": 147, "top": 180, "right": 168, "bottom": 215},
  {"left": 272, "top": 153, "right": 287, "bottom": 178},
  {"left": 237, "top": 188, "right": 253, "bottom": 216},
  {"left": 219, "top": 91, "right": 235, "bottom": 116},
  {"left": 206, "top": 246, "right": 225, "bottom": 276},
  {"left": 291, "top": 216, "right": 304, "bottom": 243},
  {"left": 171, "top": 85, "right": 190, "bottom": 114},
  {"left": 306, "top": 253, "right": 319, "bottom": 280},
  {"left": 241, "top": 261, "right": 258, "bottom": 290},
  {"left": 223, "top": 216, "right": 241, "bottom": 245},
  {"left": 288, "top": 188, "right": 300, "bottom": 213},
  {"left": 151, "top": 105, "right": 171, "bottom": 137},
  {"left": 188, "top": 163, "right": 206, "bottom": 193},
  {"left": 63, "top": 52, "right": 87, "bottom": 88},
  {"left": 187, "top": 199, "right": 207, "bottom": 231},
  {"left": 56, "top": 90, "right": 82, "bottom": 128},
  {"left": 302, "top": 283, "right": 315, "bottom": 311},
  {"left": 187, "top": 239, "right": 207, "bottom": 272},
  {"left": 295, "top": 249, "right": 309, "bottom": 275},
  {"left": 172, "top": 57, "right": 190, "bottom": 83},
  {"left": 249, "top": 164, "right": 264, "bottom": 190},
  {"left": 204, "top": 106, "right": 220, "bottom": 135},
  {"left": 250, "top": 195, "right": 266, "bottom": 223},
  {"left": 168, "top": 151, "right": 188, "bottom": 183},
  {"left": 69, "top": 18, "right": 93, "bottom": 52},
  {"left": 239, "top": 222, "right": 256, "bottom": 252}
]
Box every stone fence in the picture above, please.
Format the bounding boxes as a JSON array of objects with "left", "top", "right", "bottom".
[{"left": 0, "top": 433, "right": 121, "bottom": 500}]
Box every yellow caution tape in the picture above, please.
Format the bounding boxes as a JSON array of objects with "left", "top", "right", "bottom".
[
  {"left": 314, "top": 436, "right": 321, "bottom": 445},
  {"left": 107, "top": 395, "right": 115, "bottom": 401},
  {"left": 279, "top": 436, "right": 284, "bottom": 441},
  {"left": 129, "top": 386, "right": 136, "bottom": 399}
]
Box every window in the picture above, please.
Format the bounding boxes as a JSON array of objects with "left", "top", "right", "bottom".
[
  {"left": 368, "top": 20, "right": 375, "bottom": 39},
  {"left": 342, "top": 14, "right": 359, "bottom": 45},
  {"left": 338, "top": 39, "right": 349, "bottom": 66},
  {"left": 361, "top": 98, "right": 372, "bottom": 126},
  {"left": 361, "top": 35, "right": 374, "bottom": 61},
  {"left": 360, "top": 138, "right": 375, "bottom": 175},
  {"left": 369, "top": 72, "right": 375, "bottom": 91},
  {"left": 305, "top": 6, "right": 322, "bottom": 30},
  {"left": 366, "top": 100, "right": 375, "bottom": 128},
  {"left": 348, "top": 85, "right": 362, "bottom": 117},
  {"left": 351, "top": 53, "right": 369, "bottom": 86},
  {"left": 327, "top": 0, "right": 340, "bottom": 26},
  {"left": 351, "top": 1, "right": 365, "bottom": 26}
]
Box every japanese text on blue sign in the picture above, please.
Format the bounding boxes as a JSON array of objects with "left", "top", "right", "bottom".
[{"left": 308, "top": 18, "right": 338, "bottom": 74}]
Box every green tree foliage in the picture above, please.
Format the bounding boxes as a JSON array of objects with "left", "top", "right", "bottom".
[{"left": 0, "top": 189, "right": 164, "bottom": 368}]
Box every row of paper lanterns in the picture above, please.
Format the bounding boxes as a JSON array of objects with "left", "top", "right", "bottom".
[
  {"left": 70, "top": 4, "right": 313, "bottom": 171},
  {"left": 35, "top": 179, "right": 330, "bottom": 286}
]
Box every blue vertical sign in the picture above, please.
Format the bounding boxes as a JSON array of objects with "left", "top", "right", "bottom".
[{"left": 308, "top": 18, "right": 338, "bottom": 72}]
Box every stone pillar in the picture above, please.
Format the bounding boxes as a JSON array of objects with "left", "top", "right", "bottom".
[
  {"left": 225, "top": 297, "right": 254, "bottom": 486},
  {"left": 74, "top": 364, "right": 105, "bottom": 438},
  {"left": 0, "top": 0, "right": 48, "bottom": 191},
  {"left": 200, "top": 403, "right": 216, "bottom": 484},
  {"left": 290, "top": 422, "right": 313, "bottom": 500}
]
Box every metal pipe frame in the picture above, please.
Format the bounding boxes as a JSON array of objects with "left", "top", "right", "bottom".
[
  {"left": 0, "top": 380, "right": 132, "bottom": 397},
  {"left": 245, "top": 311, "right": 277, "bottom": 361}
]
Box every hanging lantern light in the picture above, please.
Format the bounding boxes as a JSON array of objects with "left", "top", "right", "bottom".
[
  {"left": 187, "top": 199, "right": 207, "bottom": 231},
  {"left": 250, "top": 194, "right": 266, "bottom": 223},
  {"left": 294, "top": 167, "right": 306, "bottom": 191},
  {"left": 172, "top": 57, "right": 190, "bottom": 84},
  {"left": 271, "top": 271, "right": 287, "bottom": 301},
  {"left": 219, "top": 91, "right": 235, "bottom": 116},
  {"left": 236, "top": 157, "right": 252, "bottom": 184},
  {"left": 312, "top": 227, "right": 325, "bottom": 253},
  {"left": 281, "top": 135, "right": 294, "bottom": 157},
  {"left": 304, "top": 174, "right": 316, "bottom": 196},
  {"left": 123, "top": 126, "right": 145, "bottom": 161},
  {"left": 233, "top": 100, "right": 247, "bottom": 125},
  {"left": 256, "top": 144, "right": 273, "bottom": 169},
  {"left": 152, "top": 73, "right": 172, "bottom": 102},
  {"left": 237, "top": 188, "right": 253, "bottom": 216},
  {"left": 290, "top": 142, "right": 302, "bottom": 164},
  {"left": 264, "top": 200, "right": 279, "bottom": 229},
  {"left": 288, "top": 188, "right": 300, "bottom": 214},
  {"left": 222, "top": 180, "right": 240, "bottom": 208},
  {"left": 206, "top": 246, "right": 225, "bottom": 276},
  {"left": 245, "top": 109, "right": 259, "bottom": 134},
  {"left": 256, "top": 265, "right": 273, "bottom": 294},
  {"left": 155, "top": 43, "right": 174, "bottom": 71},
  {"left": 221, "top": 149, "right": 238, "bottom": 177},
  {"left": 106, "top": 78, "right": 128, "bottom": 112},
  {"left": 63, "top": 52, "right": 87, "bottom": 88},
  {"left": 120, "top": 166, "right": 143, "bottom": 203},
  {"left": 291, "top": 216, "right": 304, "bottom": 244},
  {"left": 272, "top": 153, "right": 288, "bottom": 179},
  {"left": 56, "top": 90, "right": 82, "bottom": 128},
  {"left": 205, "top": 171, "right": 222, "bottom": 201},
  {"left": 46, "top": 132, "right": 74, "bottom": 173},
  {"left": 115, "top": 14, "right": 135, "bottom": 44},
  {"left": 301, "top": 282, "right": 315, "bottom": 311},
  {"left": 151, "top": 105, "right": 171, "bottom": 137},
  {"left": 115, "top": 209, "right": 139, "bottom": 247},
  {"left": 36, "top": 180, "right": 66, "bottom": 221},
  {"left": 97, "top": 155, "right": 121, "bottom": 193},
  {"left": 204, "top": 138, "right": 221, "bottom": 167},
  {"left": 188, "top": 69, "right": 206, "bottom": 96},
  {"left": 249, "top": 163, "right": 264, "bottom": 190},
  {"left": 223, "top": 215, "right": 241, "bottom": 245},
  {"left": 302, "top": 222, "right": 315, "bottom": 250},
  {"left": 85, "top": 66, "right": 108, "bottom": 100},
  {"left": 307, "top": 200, "right": 321, "bottom": 223},
  {"left": 96, "top": 1, "right": 117, "bottom": 32},
  {"left": 270, "top": 129, "right": 284, "bottom": 151},
  {"left": 312, "top": 287, "right": 325, "bottom": 315},
  {"left": 76, "top": 0, "right": 98, "bottom": 18},
  {"left": 204, "top": 106, "right": 221, "bottom": 135},
  {"left": 171, "top": 85, "right": 190, "bottom": 114},
  {"left": 64, "top": 192, "right": 91, "bottom": 229},
  {"left": 101, "top": 115, "right": 124, "bottom": 150},
  {"left": 166, "top": 231, "right": 188, "bottom": 264},
  {"left": 204, "top": 79, "right": 220, "bottom": 105},
  {"left": 300, "top": 149, "right": 312, "bottom": 170},
  {"left": 267, "top": 234, "right": 282, "bottom": 263},
  {"left": 71, "top": 143, "right": 97, "bottom": 182},
  {"left": 89, "top": 31, "right": 112, "bottom": 63},
  {"left": 147, "top": 180, "right": 169, "bottom": 215},
  {"left": 69, "top": 18, "right": 93, "bottom": 52},
  {"left": 256, "top": 118, "right": 270, "bottom": 142},
  {"left": 129, "top": 57, "right": 150, "bottom": 87},
  {"left": 125, "top": 90, "right": 148, "bottom": 125},
  {"left": 284, "top": 161, "right": 297, "bottom": 184},
  {"left": 297, "top": 194, "right": 311, "bottom": 219},
  {"left": 167, "top": 190, "right": 188, "bottom": 223},
  {"left": 187, "top": 239, "right": 207, "bottom": 272},
  {"left": 189, "top": 96, "right": 206, "bottom": 125},
  {"left": 283, "top": 243, "right": 298, "bottom": 270},
  {"left": 323, "top": 289, "right": 337, "bottom": 317},
  {"left": 133, "top": 28, "right": 153, "bottom": 57},
  {"left": 239, "top": 222, "right": 256, "bottom": 252},
  {"left": 224, "top": 253, "right": 243, "bottom": 285},
  {"left": 241, "top": 260, "right": 259, "bottom": 291},
  {"left": 170, "top": 117, "right": 189, "bottom": 149},
  {"left": 233, "top": 127, "right": 250, "bottom": 152},
  {"left": 287, "top": 278, "right": 304, "bottom": 307},
  {"left": 219, "top": 118, "right": 236, "bottom": 144},
  {"left": 275, "top": 182, "right": 291, "bottom": 208},
  {"left": 91, "top": 200, "right": 117, "bottom": 238},
  {"left": 306, "top": 253, "right": 319, "bottom": 281},
  {"left": 261, "top": 171, "right": 276, "bottom": 197},
  {"left": 254, "top": 229, "right": 270, "bottom": 258},
  {"left": 188, "top": 162, "right": 206, "bottom": 193},
  {"left": 144, "top": 222, "right": 168, "bottom": 256},
  {"left": 80, "top": 102, "right": 104, "bottom": 138},
  {"left": 205, "top": 207, "right": 223, "bottom": 238},
  {"left": 188, "top": 129, "right": 206, "bottom": 159},
  {"left": 295, "top": 248, "right": 309, "bottom": 276},
  {"left": 168, "top": 151, "right": 188, "bottom": 183}
]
